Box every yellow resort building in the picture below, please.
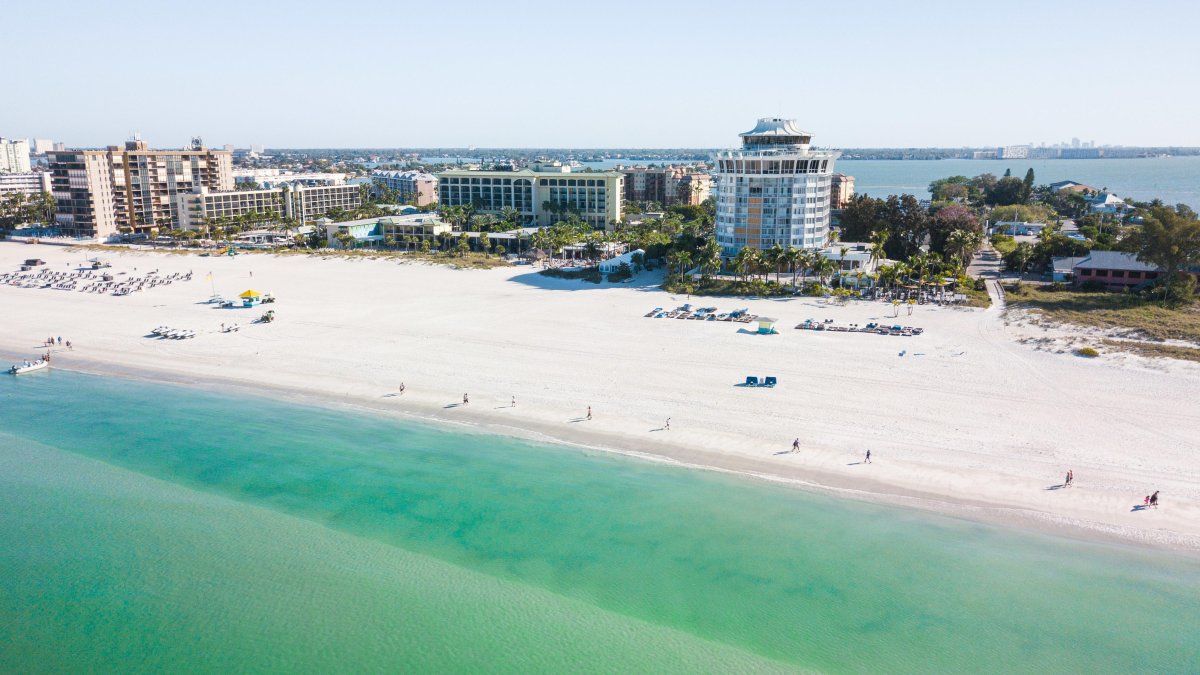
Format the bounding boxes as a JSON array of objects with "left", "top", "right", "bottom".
[{"left": 438, "top": 161, "right": 622, "bottom": 231}]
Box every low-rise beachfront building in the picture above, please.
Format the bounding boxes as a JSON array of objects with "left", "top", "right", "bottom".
[
  {"left": 323, "top": 214, "right": 451, "bottom": 248},
  {"left": 177, "top": 186, "right": 285, "bottom": 230},
  {"left": 288, "top": 184, "right": 363, "bottom": 223},
  {"left": 713, "top": 118, "right": 840, "bottom": 256},
  {"left": 1053, "top": 250, "right": 1200, "bottom": 289},
  {"left": 438, "top": 162, "right": 623, "bottom": 231},
  {"left": 176, "top": 184, "right": 363, "bottom": 229},
  {"left": 818, "top": 242, "right": 886, "bottom": 286},
  {"left": 1085, "top": 192, "right": 1129, "bottom": 215},
  {"left": 0, "top": 171, "right": 51, "bottom": 197},
  {"left": 371, "top": 170, "right": 438, "bottom": 207},
  {"left": 1069, "top": 251, "right": 1161, "bottom": 289}
]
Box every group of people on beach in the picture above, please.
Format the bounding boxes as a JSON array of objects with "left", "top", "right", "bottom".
[{"left": 43, "top": 336, "right": 72, "bottom": 350}]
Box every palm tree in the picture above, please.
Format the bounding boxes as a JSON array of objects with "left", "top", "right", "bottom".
[
  {"left": 767, "top": 242, "right": 785, "bottom": 284},
  {"left": 796, "top": 249, "right": 812, "bottom": 286},
  {"left": 783, "top": 246, "right": 802, "bottom": 289},
  {"left": 733, "top": 247, "right": 760, "bottom": 282},
  {"left": 500, "top": 206, "right": 521, "bottom": 229},
  {"left": 675, "top": 250, "right": 694, "bottom": 277},
  {"left": 699, "top": 239, "right": 722, "bottom": 278}
]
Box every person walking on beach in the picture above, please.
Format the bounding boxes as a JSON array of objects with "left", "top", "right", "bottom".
[
  {"left": 586, "top": 406, "right": 592, "bottom": 420},
  {"left": 1144, "top": 495, "right": 1150, "bottom": 508},
  {"left": 463, "top": 393, "right": 469, "bottom": 405},
  {"left": 665, "top": 417, "right": 671, "bottom": 431},
  {"left": 511, "top": 396, "right": 516, "bottom": 408},
  {"left": 864, "top": 449, "right": 872, "bottom": 464},
  {"left": 399, "top": 382, "right": 405, "bottom": 395},
  {"left": 792, "top": 438, "right": 800, "bottom": 453},
  {"left": 1150, "top": 491, "right": 1159, "bottom": 508}
]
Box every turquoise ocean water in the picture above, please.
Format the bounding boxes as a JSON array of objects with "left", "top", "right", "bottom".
[{"left": 1, "top": 371, "right": 1198, "bottom": 673}]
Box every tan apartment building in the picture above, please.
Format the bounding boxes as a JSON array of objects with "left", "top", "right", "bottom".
[
  {"left": 438, "top": 162, "right": 623, "bottom": 230},
  {"left": 621, "top": 165, "right": 712, "bottom": 206},
  {"left": 371, "top": 170, "right": 438, "bottom": 206},
  {"left": 48, "top": 138, "right": 233, "bottom": 239}
]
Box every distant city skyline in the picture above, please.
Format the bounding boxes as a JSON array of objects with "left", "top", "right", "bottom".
[{"left": 7, "top": 0, "right": 1199, "bottom": 148}]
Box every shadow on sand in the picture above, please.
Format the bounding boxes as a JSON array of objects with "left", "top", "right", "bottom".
[{"left": 507, "top": 269, "right": 665, "bottom": 293}]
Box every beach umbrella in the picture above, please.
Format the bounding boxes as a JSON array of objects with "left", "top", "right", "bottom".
[{"left": 239, "top": 290, "right": 262, "bottom": 299}]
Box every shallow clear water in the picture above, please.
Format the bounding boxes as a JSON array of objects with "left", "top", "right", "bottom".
[{"left": 1, "top": 371, "right": 1198, "bottom": 673}]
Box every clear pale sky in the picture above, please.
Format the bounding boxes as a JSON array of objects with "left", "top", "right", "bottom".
[{"left": 8, "top": 0, "right": 1198, "bottom": 149}]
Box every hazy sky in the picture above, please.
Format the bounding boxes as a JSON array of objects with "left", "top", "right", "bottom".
[{"left": 8, "top": 0, "right": 1198, "bottom": 149}]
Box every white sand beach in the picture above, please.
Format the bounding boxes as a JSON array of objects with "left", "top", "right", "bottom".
[{"left": 3, "top": 242, "right": 1198, "bottom": 550}]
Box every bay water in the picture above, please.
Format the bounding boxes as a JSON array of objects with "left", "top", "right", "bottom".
[{"left": 1, "top": 371, "right": 1197, "bottom": 673}]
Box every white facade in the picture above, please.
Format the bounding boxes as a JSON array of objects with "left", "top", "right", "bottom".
[
  {"left": 713, "top": 118, "right": 839, "bottom": 255},
  {"left": 0, "top": 171, "right": 51, "bottom": 196},
  {"left": 1, "top": 138, "right": 32, "bottom": 173}
]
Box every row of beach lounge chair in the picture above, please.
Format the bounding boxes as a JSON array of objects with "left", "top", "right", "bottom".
[
  {"left": 644, "top": 304, "right": 758, "bottom": 323},
  {"left": 796, "top": 320, "right": 924, "bottom": 337}
]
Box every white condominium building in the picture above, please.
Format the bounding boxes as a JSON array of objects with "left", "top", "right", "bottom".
[
  {"left": 0, "top": 171, "right": 52, "bottom": 196},
  {"left": 1, "top": 138, "right": 32, "bottom": 173},
  {"left": 713, "top": 118, "right": 840, "bottom": 255}
]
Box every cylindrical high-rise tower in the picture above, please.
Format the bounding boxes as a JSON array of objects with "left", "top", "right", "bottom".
[{"left": 713, "top": 118, "right": 840, "bottom": 256}]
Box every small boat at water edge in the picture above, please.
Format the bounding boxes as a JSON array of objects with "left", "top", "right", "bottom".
[{"left": 9, "top": 359, "right": 49, "bottom": 375}]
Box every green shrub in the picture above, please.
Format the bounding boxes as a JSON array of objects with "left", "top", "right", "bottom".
[
  {"left": 1074, "top": 347, "right": 1100, "bottom": 358},
  {"left": 607, "top": 262, "right": 633, "bottom": 283}
]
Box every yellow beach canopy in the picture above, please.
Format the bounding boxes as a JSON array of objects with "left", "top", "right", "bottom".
[{"left": 239, "top": 289, "right": 262, "bottom": 298}]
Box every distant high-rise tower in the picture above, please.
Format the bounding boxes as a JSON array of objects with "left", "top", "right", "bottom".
[
  {"left": 712, "top": 118, "right": 839, "bottom": 255},
  {"left": 0, "top": 138, "right": 32, "bottom": 173}
]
